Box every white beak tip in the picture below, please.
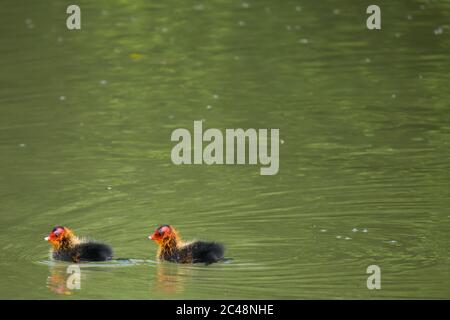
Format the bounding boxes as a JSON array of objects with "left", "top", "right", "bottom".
[{"left": 44, "top": 236, "right": 49, "bottom": 241}]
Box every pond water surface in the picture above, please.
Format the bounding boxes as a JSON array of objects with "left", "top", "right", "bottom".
[{"left": 0, "top": 0, "right": 449, "bottom": 299}]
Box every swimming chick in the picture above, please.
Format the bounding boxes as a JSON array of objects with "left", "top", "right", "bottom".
[
  {"left": 45, "top": 226, "right": 113, "bottom": 262},
  {"left": 149, "top": 225, "right": 224, "bottom": 265}
]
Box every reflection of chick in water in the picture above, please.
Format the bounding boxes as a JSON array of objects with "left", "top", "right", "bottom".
[
  {"left": 47, "top": 264, "right": 81, "bottom": 296},
  {"left": 154, "top": 263, "right": 195, "bottom": 295}
]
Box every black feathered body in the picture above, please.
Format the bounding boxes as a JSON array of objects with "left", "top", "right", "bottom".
[
  {"left": 159, "top": 240, "right": 224, "bottom": 265},
  {"left": 52, "top": 241, "right": 113, "bottom": 263}
]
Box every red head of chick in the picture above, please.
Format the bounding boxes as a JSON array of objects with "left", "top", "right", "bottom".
[{"left": 45, "top": 226, "right": 78, "bottom": 250}]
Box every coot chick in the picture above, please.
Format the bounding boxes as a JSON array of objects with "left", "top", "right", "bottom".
[
  {"left": 45, "top": 226, "right": 113, "bottom": 263},
  {"left": 149, "top": 225, "right": 224, "bottom": 265}
]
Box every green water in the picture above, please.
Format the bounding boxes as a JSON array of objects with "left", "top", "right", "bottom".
[{"left": 0, "top": 0, "right": 449, "bottom": 299}]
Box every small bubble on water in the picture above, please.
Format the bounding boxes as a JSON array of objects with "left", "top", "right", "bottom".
[
  {"left": 344, "top": 237, "right": 351, "bottom": 240},
  {"left": 194, "top": 4, "right": 204, "bottom": 11},
  {"left": 407, "top": 14, "right": 413, "bottom": 20},
  {"left": 394, "top": 32, "right": 401, "bottom": 38},
  {"left": 286, "top": 25, "right": 292, "bottom": 31},
  {"left": 234, "top": 56, "right": 240, "bottom": 61},
  {"left": 336, "top": 235, "right": 342, "bottom": 239},
  {"left": 391, "top": 93, "right": 397, "bottom": 99},
  {"left": 241, "top": 2, "right": 250, "bottom": 9},
  {"left": 238, "top": 21, "right": 246, "bottom": 27},
  {"left": 59, "top": 96, "right": 66, "bottom": 101},
  {"left": 420, "top": 5, "right": 426, "bottom": 10},
  {"left": 213, "top": 94, "right": 219, "bottom": 99},
  {"left": 100, "top": 80, "right": 107, "bottom": 85},
  {"left": 25, "top": 19, "right": 34, "bottom": 29},
  {"left": 299, "top": 38, "right": 309, "bottom": 44},
  {"left": 333, "top": 9, "right": 341, "bottom": 15},
  {"left": 352, "top": 228, "right": 358, "bottom": 232},
  {"left": 434, "top": 27, "right": 443, "bottom": 35},
  {"left": 320, "top": 229, "right": 327, "bottom": 232},
  {"left": 362, "top": 229, "right": 368, "bottom": 233},
  {"left": 206, "top": 105, "right": 212, "bottom": 110},
  {"left": 19, "top": 143, "right": 26, "bottom": 148},
  {"left": 106, "top": 186, "right": 112, "bottom": 190},
  {"left": 280, "top": 139, "right": 285, "bottom": 144},
  {"left": 365, "top": 58, "right": 371, "bottom": 63},
  {"left": 168, "top": 115, "right": 174, "bottom": 120},
  {"left": 57, "top": 37, "right": 63, "bottom": 43},
  {"left": 388, "top": 240, "right": 398, "bottom": 244},
  {"left": 295, "top": 6, "right": 302, "bottom": 12}
]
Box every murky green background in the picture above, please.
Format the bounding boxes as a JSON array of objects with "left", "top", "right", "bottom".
[{"left": 0, "top": 0, "right": 449, "bottom": 299}]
